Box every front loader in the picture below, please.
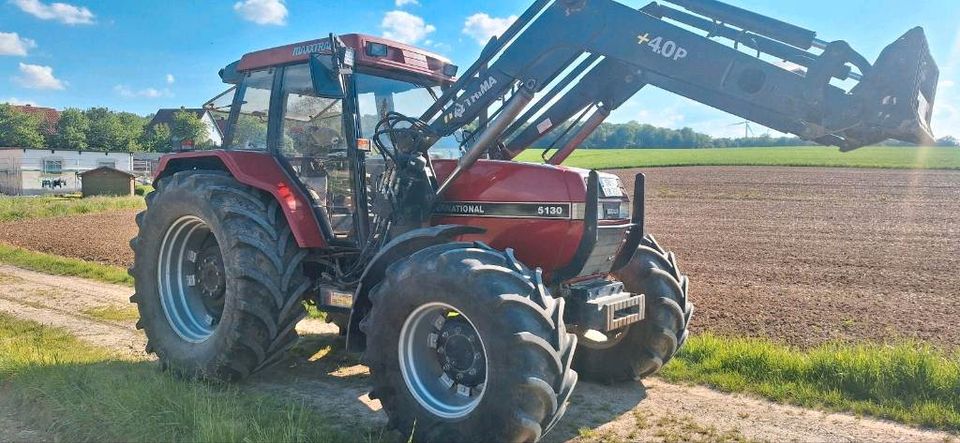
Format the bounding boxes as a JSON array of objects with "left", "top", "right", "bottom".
[{"left": 129, "top": 0, "right": 938, "bottom": 441}]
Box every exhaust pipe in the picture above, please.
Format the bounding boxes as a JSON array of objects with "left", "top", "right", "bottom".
[{"left": 436, "top": 86, "right": 535, "bottom": 195}]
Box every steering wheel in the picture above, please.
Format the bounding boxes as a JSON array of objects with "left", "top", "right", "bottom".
[{"left": 306, "top": 126, "right": 342, "bottom": 152}]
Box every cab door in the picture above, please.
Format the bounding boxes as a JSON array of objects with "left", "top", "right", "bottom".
[{"left": 272, "top": 62, "right": 360, "bottom": 242}]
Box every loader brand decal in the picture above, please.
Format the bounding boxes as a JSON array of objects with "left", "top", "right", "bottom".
[
  {"left": 292, "top": 40, "right": 332, "bottom": 56},
  {"left": 451, "top": 75, "right": 499, "bottom": 120},
  {"left": 638, "top": 33, "right": 688, "bottom": 61},
  {"left": 434, "top": 201, "right": 573, "bottom": 219}
]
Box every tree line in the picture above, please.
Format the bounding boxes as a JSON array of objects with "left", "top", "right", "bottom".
[
  {"left": 0, "top": 104, "right": 210, "bottom": 153},
  {"left": 534, "top": 120, "right": 959, "bottom": 149},
  {"left": 2, "top": 103, "right": 956, "bottom": 152}
]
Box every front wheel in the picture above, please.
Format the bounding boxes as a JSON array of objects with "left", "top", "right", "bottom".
[
  {"left": 572, "top": 235, "right": 693, "bottom": 382},
  {"left": 362, "top": 243, "right": 577, "bottom": 443}
]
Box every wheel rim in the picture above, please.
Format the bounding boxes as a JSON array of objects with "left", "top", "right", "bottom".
[
  {"left": 398, "top": 302, "right": 488, "bottom": 419},
  {"left": 578, "top": 326, "right": 630, "bottom": 350},
  {"left": 157, "top": 216, "right": 226, "bottom": 343}
]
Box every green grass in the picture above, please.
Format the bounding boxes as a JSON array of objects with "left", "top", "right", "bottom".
[
  {"left": 661, "top": 333, "right": 960, "bottom": 431},
  {"left": 516, "top": 146, "right": 960, "bottom": 170},
  {"left": 0, "top": 194, "right": 145, "bottom": 223},
  {"left": 135, "top": 184, "right": 154, "bottom": 196},
  {"left": 306, "top": 304, "right": 327, "bottom": 320},
  {"left": 82, "top": 305, "right": 141, "bottom": 322},
  {"left": 0, "top": 313, "right": 343, "bottom": 442},
  {"left": 0, "top": 243, "right": 132, "bottom": 286}
]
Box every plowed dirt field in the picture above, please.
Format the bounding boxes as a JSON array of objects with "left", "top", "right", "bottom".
[{"left": 1, "top": 166, "right": 957, "bottom": 348}]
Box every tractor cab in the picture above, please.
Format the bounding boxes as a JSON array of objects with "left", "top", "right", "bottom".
[{"left": 204, "top": 34, "right": 458, "bottom": 243}]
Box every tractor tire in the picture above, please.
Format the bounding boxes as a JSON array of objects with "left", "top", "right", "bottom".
[
  {"left": 572, "top": 235, "right": 693, "bottom": 382},
  {"left": 362, "top": 243, "right": 577, "bottom": 443},
  {"left": 129, "top": 171, "right": 309, "bottom": 381}
]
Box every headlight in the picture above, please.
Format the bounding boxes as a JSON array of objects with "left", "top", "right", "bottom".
[
  {"left": 442, "top": 63, "right": 459, "bottom": 77},
  {"left": 366, "top": 42, "right": 388, "bottom": 57},
  {"left": 601, "top": 201, "right": 630, "bottom": 220}
]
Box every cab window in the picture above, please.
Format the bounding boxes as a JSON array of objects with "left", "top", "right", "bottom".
[
  {"left": 220, "top": 69, "right": 272, "bottom": 151},
  {"left": 279, "top": 63, "right": 354, "bottom": 236}
]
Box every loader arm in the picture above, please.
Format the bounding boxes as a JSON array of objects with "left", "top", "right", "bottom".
[{"left": 397, "top": 0, "right": 937, "bottom": 189}]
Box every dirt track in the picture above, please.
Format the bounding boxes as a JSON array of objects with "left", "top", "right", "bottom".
[
  {"left": 613, "top": 166, "right": 960, "bottom": 348},
  {"left": 0, "top": 209, "right": 138, "bottom": 267},
  {"left": 0, "top": 264, "right": 952, "bottom": 442},
  {"left": 1, "top": 166, "right": 957, "bottom": 349}
]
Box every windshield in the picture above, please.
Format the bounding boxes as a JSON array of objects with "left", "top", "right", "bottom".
[{"left": 355, "top": 73, "right": 461, "bottom": 158}]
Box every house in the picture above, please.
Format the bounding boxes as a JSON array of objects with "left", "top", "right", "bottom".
[
  {"left": 11, "top": 105, "right": 60, "bottom": 135},
  {"left": 0, "top": 148, "right": 133, "bottom": 195},
  {"left": 147, "top": 108, "right": 225, "bottom": 150},
  {"left": 79, "top": 167, "right": 135, "bottom": 197}
]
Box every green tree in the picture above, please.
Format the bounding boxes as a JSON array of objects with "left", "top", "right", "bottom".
[
  {"left": 0, "top": 104, "right": 45, "bottom": 148},
  {"left": 84, "top": 107, "right": 124, "bottom": 151},
  {"left": 936, "top": 136, "right": 958, "bottom": 147},
  {"left": 81, "top": 108, "right": 148, "bottom": 152},
  {"left": 171, "top": 110, "right": 209, "bottom": 149},
  {"left": 116, "top": 112, "right": 147, "bottom": 152},
  {"left": 231, "top": 115, "right": 268, "bottom": 150},
  {"left": 51, "top": 108, "right": 90, "bottom": 151},
  {"left": 141, "top": 123, "right": 172, "bottom": 152}
]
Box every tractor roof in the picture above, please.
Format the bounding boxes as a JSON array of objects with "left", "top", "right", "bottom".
[{"left": 226, "top": 33, "right": 456, "bottom": 86}]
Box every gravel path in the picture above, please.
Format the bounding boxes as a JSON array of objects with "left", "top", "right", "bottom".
[{"left": 0, "top": 264, "right": 953, "bottom": 442}]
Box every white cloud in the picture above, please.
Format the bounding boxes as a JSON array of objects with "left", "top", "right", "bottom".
[
  {"left": 114, "top": 85, "right": 171, "bottom": 99},
  {"left": 166, "top": 74, "right": 175, "bottom": 84},
  {"left": 0, "top": 32, "right": 36, "bottom": 56},
  {"left": 13, "top": 63, "right": 65, "bottom": 90},
  {"left": 2, "top": 97, "right": 36, "bottom": 106},
  {"left": 233, "top": 0, "right": 287, "bottom": 26},
  {"left": 462, "top": 13, "right": 517, "bottom": 44},
  {"left": 381, "top": 11, "right": 435, "bottom": 44},
  {"left": 11, "top": 0, "right": 95, "bottom": 25},
  {"left": 939, "top": 79, "right": 955, "bottom": 89},
  {"left": 932, "top": 95, "right": 960, "bottom": 138},
  {"left": 395, "top": 0, "right": 418, "bottom": 6}
]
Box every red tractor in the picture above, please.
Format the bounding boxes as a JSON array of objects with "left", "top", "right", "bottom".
[{"left": 130, "top": 0, "right": 937, "bottom": 441}]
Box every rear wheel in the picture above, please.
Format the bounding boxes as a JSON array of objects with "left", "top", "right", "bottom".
[
  {"left": 362, "top": 243, "right": 577, "bottom": 442},
  {"left": 572, "top": 235, "right": 693, "bottom": 382},
  {"left": 129, "top": 171, "right": 309, "bottom": 381}
]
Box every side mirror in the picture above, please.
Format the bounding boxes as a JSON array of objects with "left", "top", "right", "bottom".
[{"left": 310, "top": 54, "right": 345, "bottom": 99}]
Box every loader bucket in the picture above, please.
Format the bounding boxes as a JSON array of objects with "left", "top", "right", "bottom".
[{"left": 846, "top": 27, "right": 939, "bottom": 150}]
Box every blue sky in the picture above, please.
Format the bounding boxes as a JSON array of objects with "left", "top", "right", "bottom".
[{"left": 1, "top": 0, "right": 958, "bottom": 138}]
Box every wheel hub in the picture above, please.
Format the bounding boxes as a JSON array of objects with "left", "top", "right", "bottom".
[
  {"left": 398, "top": 303, "right": 489, "bottom": 419},
  {"left": 436, "top": 317, "right": 486, "bottom": 387},
  {"left": 196, "top": 246, "right": 226, "bottom": 304}
]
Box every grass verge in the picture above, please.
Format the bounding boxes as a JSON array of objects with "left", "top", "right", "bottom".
[
  {"left": 82, "top": 305, "right": 140, "bottom": 322},
  {"left": 662, "top": 333, "right": 960, "bottom": 431},
  {"left": 0, "top": 243, "right": 132, "bottom": 286},
  {"left": 0, "top": 313, "right": 342, "bottom": 442},
  {"left": 0, "top": 194, "right": 145, "bottom": 223},
  {"left": 516, "top": 146, "right": 960, "bottom": 170}
]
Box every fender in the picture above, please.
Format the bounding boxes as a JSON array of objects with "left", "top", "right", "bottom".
[
  {"left": 346, "top": 224, "right": 485, "bottom": 352},
  {"left": 154, "top": 150, "right": 327, "bottom": 248}
]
